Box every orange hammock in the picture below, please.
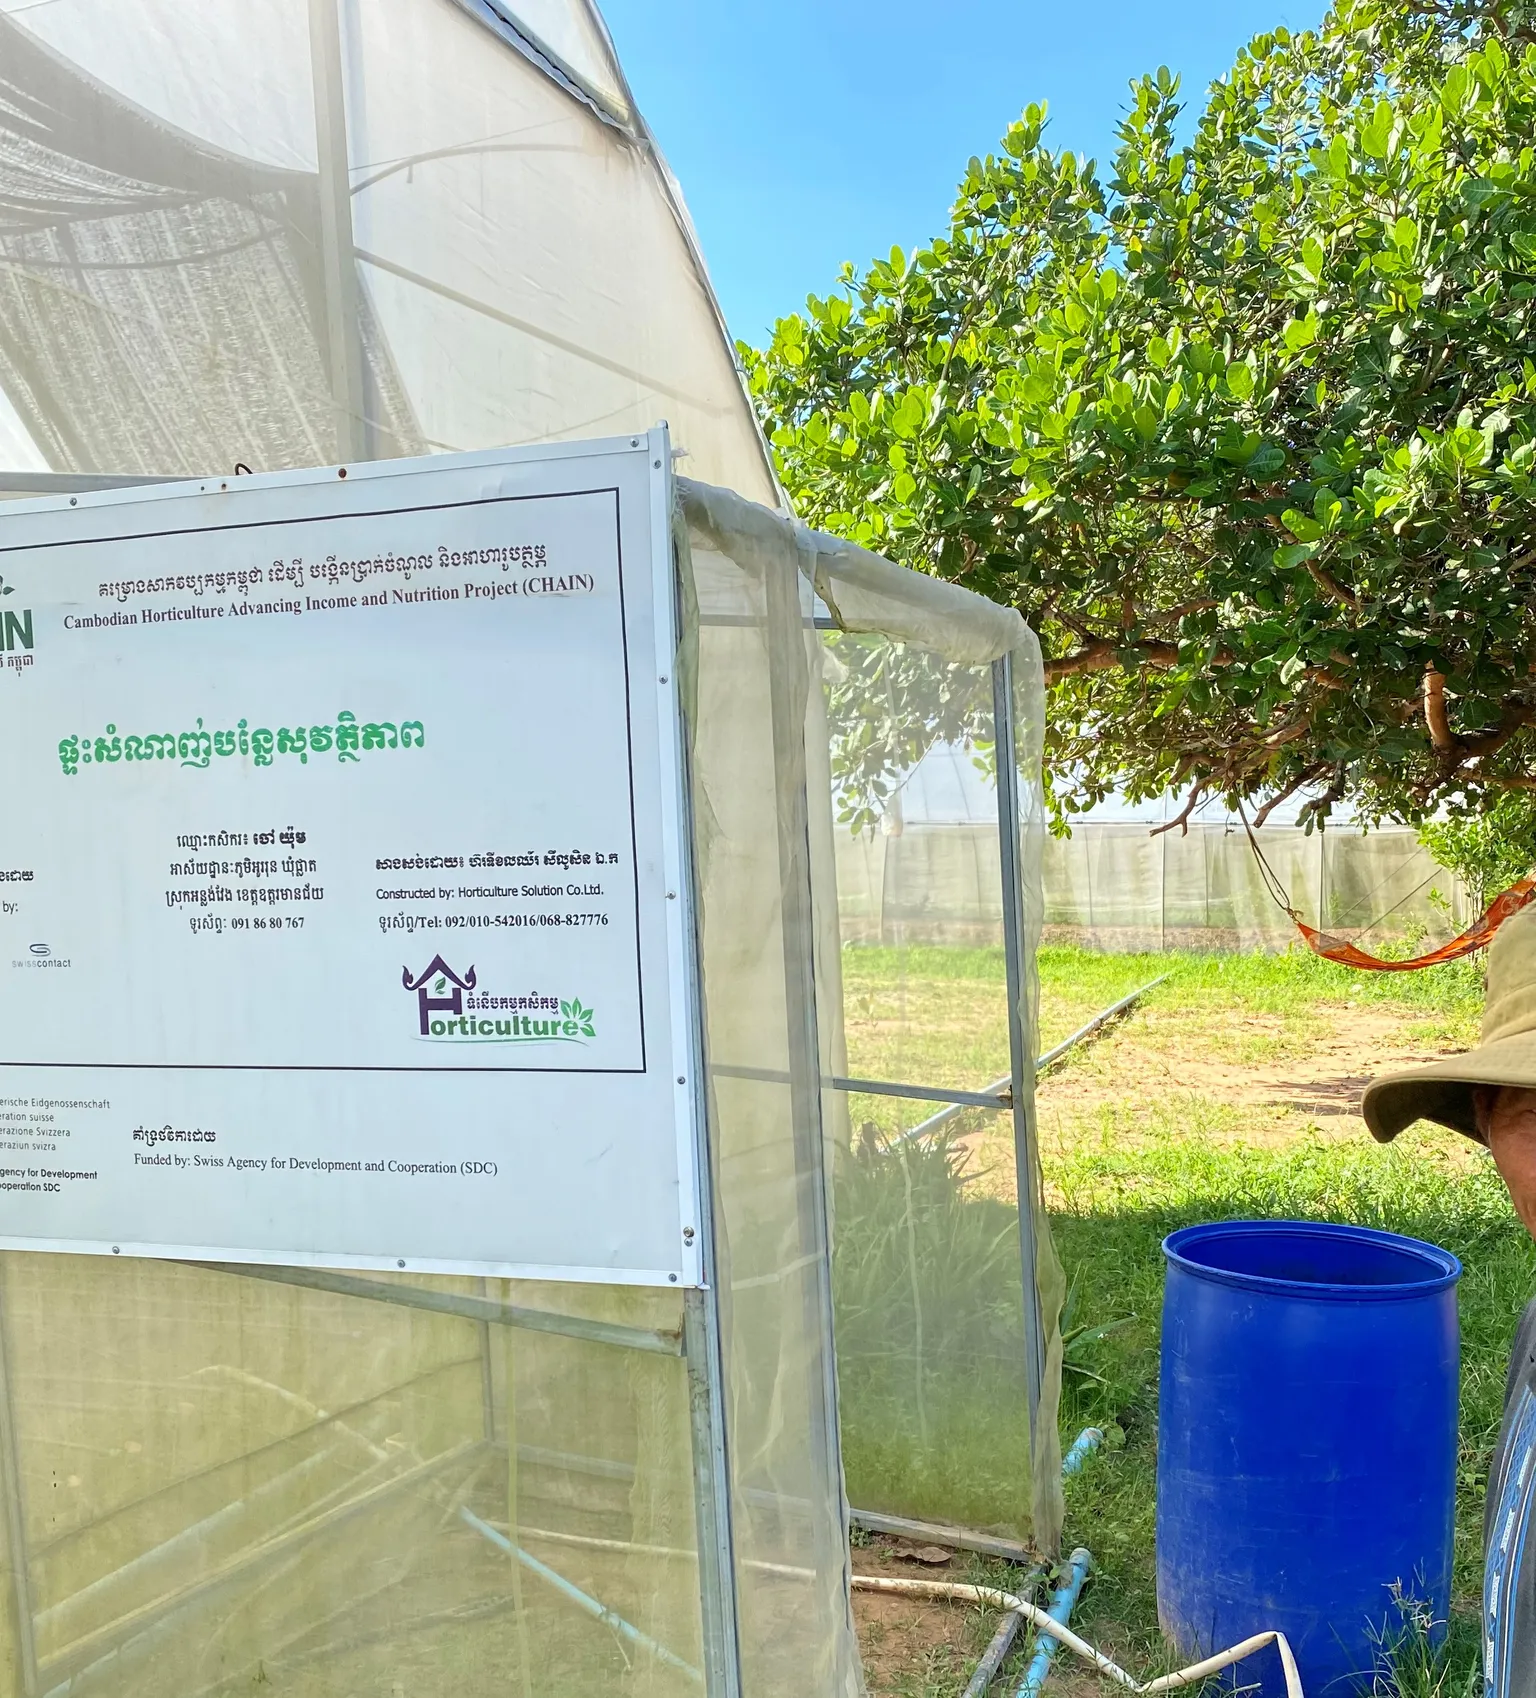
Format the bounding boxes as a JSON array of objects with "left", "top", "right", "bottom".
[
  {"left": 1295, "top": 880, "right": 1536, "bottom": 970},
  {"left": 1241, "top": 811, "right": 1536, "bottom": 971}
]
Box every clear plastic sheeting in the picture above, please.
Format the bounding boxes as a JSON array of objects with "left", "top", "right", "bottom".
[{"left": 0, "top": 0, "right": 775, "bottom": 500}]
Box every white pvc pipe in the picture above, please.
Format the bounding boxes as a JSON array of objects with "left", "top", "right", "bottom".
[{"left": 850, "top": 1573, "right": 1304, "bottom": 1698}]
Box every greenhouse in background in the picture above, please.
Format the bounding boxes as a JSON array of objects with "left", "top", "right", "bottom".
[{"left": 835, "top": 747, "right": 1470, "bottom": 953}]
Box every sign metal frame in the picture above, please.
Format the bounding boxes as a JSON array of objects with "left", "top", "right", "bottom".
[{"left": 0, "top": 429, "right": 705, "bottom": 1289}]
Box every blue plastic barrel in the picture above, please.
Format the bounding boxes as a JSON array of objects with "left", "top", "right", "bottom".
[{"left": 1157, "top": 1220, "right": 1460, "bottom": 1698}]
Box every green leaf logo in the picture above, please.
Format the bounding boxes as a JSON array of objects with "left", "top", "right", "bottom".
[
  {"left": 560, "top": 1000, "right": 572, "bottom": 1018},
  {"left": 434, "top": 976, "right": 446, "bottom": 993}
]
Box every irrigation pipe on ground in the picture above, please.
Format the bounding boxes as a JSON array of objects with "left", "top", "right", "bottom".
[
  {"left": 849, "top": 1568, "right": 1304, "bottom": 1698},
  {"left": 894, "top": 975, "right": 1169, "bottom": 1144},
  {"left": 850, "top": 1427, "right": 1303, "bottom": 1698}
]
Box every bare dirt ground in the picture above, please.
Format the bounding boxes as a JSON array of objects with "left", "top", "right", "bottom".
[
  {"left": 1037, "top": 1003, "right": 1453, "bottom": 1123},
  {"left": 852, "top": 1540, "right": 979, "bottom": 1696},
  {"left": 851, "top": 1538, "right": 1071, "bottom": 1698},
  {"left": 851, "top": 1537, "right": 1101, "bottom": 1698},
  {"left": 954, "top": 997, "right": 1479, "bottom": 1203}
]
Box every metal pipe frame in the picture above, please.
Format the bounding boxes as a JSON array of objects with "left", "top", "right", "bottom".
[
  {"left": 710, "top": 1063, "right": 1009, "bottom": 1112},
  {"left": 38, "top": 1439, "right": 489, "bottom": 1694},
  {"left": 307, "top": 0, "right": 368, "bottom": 462},
  {"left": 992, "top": 652, "right": 1047, "bottom": 1438},
  {"left": 763, "top": 532, "right": 853, "bottom": 1645},
  {"left": 1037, "top": 979, "right": 1168, "bottom": 1072},
  {"left": 847, "top": 1509, "right": 1032, "bottom": 1567},
  {"left": 671, "top": 483, "right": 746, "bottom": 1698},
  {"left": 188, "top": 1260, "right": 683, "bottom": 1356},
  {"left": 0, "top": 1264, "right": 38, "bottom": 1697}
]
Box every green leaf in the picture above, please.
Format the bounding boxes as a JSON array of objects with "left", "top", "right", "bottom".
[
  {"left": 1246, "top": 443, "right": 1287, "bottom": 480},
  {"left": 1282, "top": 312, "right": 1319, "bottom": 353}
]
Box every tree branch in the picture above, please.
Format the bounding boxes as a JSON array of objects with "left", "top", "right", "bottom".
[
  {"left": 1461, "top": 702, "right": 1536, "bottom": 760},
  {"left": 1254, "top": 763, "right": 1327, "bottom": 827},
  {"left": 1044, "top": 637, "right": 1181, "bottom": 683},
  {"left": 1422, "top": 665, "right": 1456, "bottom": 754},
  {"left": 1150, "top": 783, "right": 1206, "bottom": 838},
  {"left": 1303, "top": 557, "right": 1358, "bottom": 611},
  {"left": 1262, "top": 718, "right": 1311, "bottom": 750}
]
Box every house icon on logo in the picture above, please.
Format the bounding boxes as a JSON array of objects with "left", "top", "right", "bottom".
[{"left": 402, "top": 955, "right": 477, "bottom": 1036}]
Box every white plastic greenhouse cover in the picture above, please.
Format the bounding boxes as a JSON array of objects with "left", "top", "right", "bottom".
[{"left": 0, "top": 0, "right": 776, "bottom": 501}]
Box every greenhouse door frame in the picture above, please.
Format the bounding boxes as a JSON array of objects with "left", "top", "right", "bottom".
[{"left": 812, "top": 623, "right": 1047, "bottom": 1450}]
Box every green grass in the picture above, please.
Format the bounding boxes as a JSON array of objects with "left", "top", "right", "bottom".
[
  {"left": 839, "top": 944, "right": 1485, "bottom": 1121},
  {"left": 1054, "top": 1115, "right": 1532, "bottom": 1671},
  {"left": 835, "top": 940, "right": 1514, "bottom": 1689}
]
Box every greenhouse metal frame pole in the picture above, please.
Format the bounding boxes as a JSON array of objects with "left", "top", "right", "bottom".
[
  {"left": 668, "top": 487, "right": 747, "bottom": 1698},
  {"left": 677, "top": 852, "right": 746, "bottom": 1698},
  {"left": 307, "top": 0, "right": 368, "bottom": 462},
  {"left": 992, "top": 652, "right": 1046, "bottom": 1438},
  {"left": 763, "top": 552, "right": 849, "bottom": 1599}
]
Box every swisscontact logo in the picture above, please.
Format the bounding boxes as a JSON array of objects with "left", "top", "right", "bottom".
[{"left": 402, "top": 955, "right": 596, "bottom": 1044}]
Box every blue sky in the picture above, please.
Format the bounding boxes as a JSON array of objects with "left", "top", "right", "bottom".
[{"left": 597, "top": 1, "right": 1329, "bottom": 347}]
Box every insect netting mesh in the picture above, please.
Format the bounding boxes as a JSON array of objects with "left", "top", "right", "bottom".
[
  {"left": 0, "top": 480, "right": 872, "bottom": 1698},
  {"left": 680, "top": 483, "right": 1063, "bottom": 1557}
]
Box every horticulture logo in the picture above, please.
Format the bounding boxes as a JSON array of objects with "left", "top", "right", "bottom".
[{"left": 402, "top": 955, "right": 596, "bottom": 1045}]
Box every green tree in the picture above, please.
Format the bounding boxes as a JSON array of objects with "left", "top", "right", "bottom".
[
  {"left": 1420, "top": 791, "right": 1536, "bottom": 908},
  {"left": 748, "top": 0, "right": 1536, "bottom": 832}
]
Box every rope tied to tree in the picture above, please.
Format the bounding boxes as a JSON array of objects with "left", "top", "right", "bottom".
[{"left": 1238, "top": 808, "right": 1536, "bottom": 971}]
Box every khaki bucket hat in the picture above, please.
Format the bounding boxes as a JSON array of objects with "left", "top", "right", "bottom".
[{"left": 1364, "top": 899, "right": 1536, "bottom": 1144}]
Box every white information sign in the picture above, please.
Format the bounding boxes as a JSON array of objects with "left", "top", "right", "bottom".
[{"left": 0, "top": 432, "right": 702, "bottom": 1284}]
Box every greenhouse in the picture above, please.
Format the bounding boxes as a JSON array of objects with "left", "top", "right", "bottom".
[{"left": 0, "top": 5, "right": 1059, "bottom": 1697}]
